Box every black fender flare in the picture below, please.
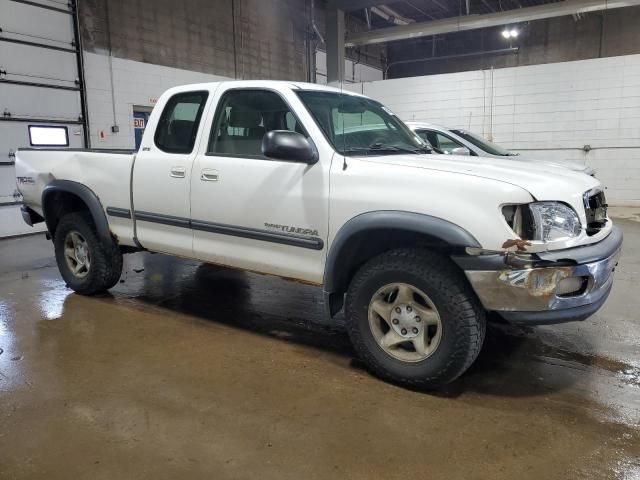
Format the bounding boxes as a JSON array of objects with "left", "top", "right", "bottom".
[
  {"left": 41, "top": 179, "right": 113, "bottom": 245},
  {"left": 323, "top": 210, "right": 481, "bottom": 296}
]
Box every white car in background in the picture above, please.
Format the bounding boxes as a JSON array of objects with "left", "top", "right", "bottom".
[{"left": 407, "top": 122, "right": 595, "bottom": 176}]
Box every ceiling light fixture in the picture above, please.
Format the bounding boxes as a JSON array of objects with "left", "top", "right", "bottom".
[{"left": 502, "top": 27, "right": 519, "bottom": 39}]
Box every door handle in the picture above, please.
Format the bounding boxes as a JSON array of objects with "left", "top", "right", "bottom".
[
  {"left": 200, "top": 169, "right": 219, "bottom": 182},
  {"left": 170, "top": 166, "right": 186, "bottom": 178}
]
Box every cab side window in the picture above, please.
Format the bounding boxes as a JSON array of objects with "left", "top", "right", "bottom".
[
  {"left": 435, "top": 133, "right": 463, "bottom": 154},
  {"left": 208, "top": 90, "right": 305, "bottom": 157},
  {"left": 154, "top": 91, "right": 208, "bottom": 154},
  {"left": 414, "top": 130, "right": 433, "bottom": 149}
]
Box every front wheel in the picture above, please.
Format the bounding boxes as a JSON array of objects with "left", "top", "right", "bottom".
[
  {"left": 54, "top": 212, "right": 123, "bottom": 295},
  {"left": 345, "top": 248, "right": 486, "bottom": 389}
]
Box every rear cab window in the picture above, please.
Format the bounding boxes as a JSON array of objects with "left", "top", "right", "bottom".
[{"left": 154, "top": 91, "right": 209, "bottom": 154}]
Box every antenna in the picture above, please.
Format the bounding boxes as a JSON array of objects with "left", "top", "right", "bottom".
[{"left": 340, "top": 76, "right": 348, "bottom": 170}]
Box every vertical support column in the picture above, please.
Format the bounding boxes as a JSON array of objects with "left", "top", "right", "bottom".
[
  {"left": 325, "top": 0, "right": 345, "bottom": 86},
  {"left": 70, "top": 0, "right": 90, "bottom": 148}
]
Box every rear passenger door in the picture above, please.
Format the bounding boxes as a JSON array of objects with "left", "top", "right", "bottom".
[
  {"left": 190, "top": 87, "right": 329, "bottom": 284},
  {"left": 132, "top": 90, "right": 210, "bottom": 256}
]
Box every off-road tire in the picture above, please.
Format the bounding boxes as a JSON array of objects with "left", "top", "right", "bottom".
[
  {"left": 54, "top": 212, "right": 123, "bottom": 295},
  {"left": 345, "top": 248, "right": 486, "bottom": 389}
]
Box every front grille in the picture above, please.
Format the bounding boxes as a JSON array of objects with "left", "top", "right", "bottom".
[{"left": 584, "top": 189, "right": 608, "bottom": 236}]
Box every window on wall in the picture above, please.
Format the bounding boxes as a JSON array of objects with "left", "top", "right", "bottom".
[
  {"left": 28, "top": 125, "right": 69, "bottom": 147},
  {"left": 208, "top": 89, "right": 305, "bottom": 157},
  {"left": 154, "top": 91, "right": 208, "bottom": 154}
]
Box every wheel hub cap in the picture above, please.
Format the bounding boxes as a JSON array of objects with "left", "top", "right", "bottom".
[
  {"left": 63, "top": 231, "right": 91, "bottom": 279},
  {"left": 391, "top": 304, "right": 421, "bottom": 339},
  {"left": 367, "top": 282, "right": 443, "bottom": 363}
]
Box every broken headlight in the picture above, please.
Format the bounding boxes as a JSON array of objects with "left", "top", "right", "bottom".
[{"left": 502, "top": 202, "right": 582, "bottom": 242}]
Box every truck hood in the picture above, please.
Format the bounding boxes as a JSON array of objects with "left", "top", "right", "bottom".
[{"left": 363, "top": 153, "right": 600, "bottom": 203}]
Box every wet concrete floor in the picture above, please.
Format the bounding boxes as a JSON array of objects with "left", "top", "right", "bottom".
[{"left": 0, "top": 218, "right": 639, "bottom": 479}]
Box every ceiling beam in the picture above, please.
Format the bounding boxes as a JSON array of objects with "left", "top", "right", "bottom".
[
  {"left": 335, "top": 0, "right": 399, "bottom": 11},
  {"left": 346, "top": 0, "right": 640, "bottom": 46}
]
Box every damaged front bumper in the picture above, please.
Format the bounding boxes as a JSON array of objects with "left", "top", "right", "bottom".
[{"left": 454, "top": 226, "right": 623, "bottom": 324}]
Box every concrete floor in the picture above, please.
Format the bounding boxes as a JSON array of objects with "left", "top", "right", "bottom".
[{"left": 0, "top": 217, "right": 639, "bottom": 480}]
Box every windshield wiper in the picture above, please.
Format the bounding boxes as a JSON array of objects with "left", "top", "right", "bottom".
[
  {"left": 341, "top": 144, "right": 430, "bottom": 156},
  {"left": 369, "top": 143, "right": 421, "bottom": 154},
  {"left": 368, "top": 143, "right": 430, "bottom": 154}
]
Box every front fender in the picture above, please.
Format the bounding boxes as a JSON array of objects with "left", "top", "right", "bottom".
[{"left": 324, "top": 210, "right": 481, "bottom": 295}]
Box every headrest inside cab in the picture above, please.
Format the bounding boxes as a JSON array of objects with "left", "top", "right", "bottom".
[{"left": 229, "top": 109, "right": 262, "bottom": 128}]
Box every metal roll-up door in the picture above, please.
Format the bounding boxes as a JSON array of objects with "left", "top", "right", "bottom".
[{"left": 0, "top": 0, "right": 88, "bottom": 236}]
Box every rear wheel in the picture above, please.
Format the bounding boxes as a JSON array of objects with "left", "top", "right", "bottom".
[
  {"left": 345, "top": 248, "right": 486, "bottom": 389},
  {"left": 54, "top": 212, "right": 122, "bottom": 295}
]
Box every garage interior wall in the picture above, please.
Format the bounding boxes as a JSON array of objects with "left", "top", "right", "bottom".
[{"left": 347, "top": 53, "right": 640, "bottom": 207}]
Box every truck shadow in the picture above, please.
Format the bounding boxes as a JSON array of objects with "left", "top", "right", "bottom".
[{"left": 105, "top": 253, "right": 615, "bottom": 398}]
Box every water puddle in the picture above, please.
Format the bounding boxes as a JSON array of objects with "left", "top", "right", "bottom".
[
  {"left": 37, "top": 279, "right": 72, "bottom": 320},
  {"left": 535, "top": 346, "right": 640, "bottom": 388}
]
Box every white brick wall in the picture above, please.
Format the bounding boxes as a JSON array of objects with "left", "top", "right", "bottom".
[
  {"left": 347, "top": 54, "right": 640, "bottom": 206},
  {"left": 83, "top": 52, "right": 230, "bottom": 149}
]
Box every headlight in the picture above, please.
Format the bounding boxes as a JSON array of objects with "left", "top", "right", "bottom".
[{"left": 502, "top": 202, "right": 582, "bottom": 242}]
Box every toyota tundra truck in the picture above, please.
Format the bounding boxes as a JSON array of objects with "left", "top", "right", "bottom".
[{"left": 15, "top": 80, "right": 622, "bottom": 388}]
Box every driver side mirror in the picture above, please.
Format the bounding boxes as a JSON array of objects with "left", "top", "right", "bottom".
[
  {"left": 262, "top": 130, "right": 318, "bottom": 164},
  {"left": 451, "top": 147, "right": 471, "bottom": 156}
]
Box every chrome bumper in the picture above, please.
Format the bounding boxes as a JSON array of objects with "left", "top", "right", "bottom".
[{"left": 462, "top": 227, "right": 622, "bottom": 323}]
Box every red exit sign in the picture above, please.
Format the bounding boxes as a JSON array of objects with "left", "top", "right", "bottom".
[{"left": 133, "top": 118, "right": 145, "bottom": 128}]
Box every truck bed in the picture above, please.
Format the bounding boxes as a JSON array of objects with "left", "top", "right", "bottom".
[{"left": 15, "top": 147, "right": 137, "bottom": 245}]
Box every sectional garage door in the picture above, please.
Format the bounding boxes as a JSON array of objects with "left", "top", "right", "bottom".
[{"left": 0, "top": 0, "right": 87, "bottom": 236}]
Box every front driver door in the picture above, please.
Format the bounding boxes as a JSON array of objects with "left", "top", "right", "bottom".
[{"left": 190, "top": 87, "right": 329, "bottom": 284}]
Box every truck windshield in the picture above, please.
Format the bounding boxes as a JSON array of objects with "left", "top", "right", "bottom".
[
  {"left": 296, "top": 90, "right": 428, "bottom": 156},
  {"left": 449, "top": 129, "right": 513, "bottom": 156}
]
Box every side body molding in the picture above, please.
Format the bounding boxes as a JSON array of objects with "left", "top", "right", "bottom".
[
  {"left": 324, "top": 210, "right": 481, "bottom": 300},
  {"left": 41, "top": 180, "right": 113, "bottom": 245}
]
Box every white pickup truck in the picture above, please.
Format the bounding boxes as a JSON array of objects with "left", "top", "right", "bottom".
[{"left": 15, "top": 80, "right": 622, "bottom": 388}]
